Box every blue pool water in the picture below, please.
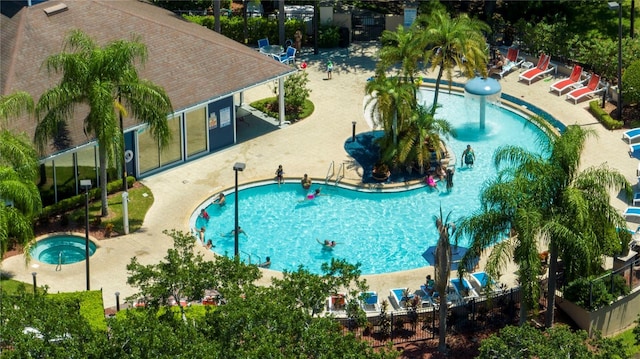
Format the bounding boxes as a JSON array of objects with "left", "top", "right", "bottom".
[
  {"left": 31, "top": 234, "right": 97, "bottom": 265},
  {"left": 195, "top": 91, "right": 550, "bottom": 275}
]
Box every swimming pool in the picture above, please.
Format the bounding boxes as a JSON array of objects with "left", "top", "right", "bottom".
[
  {"left": 194, "top": 90, "right": 550, "bottom": 275},
  {"left": 30, "top": 234, "right": 97, "bottom": 265}
]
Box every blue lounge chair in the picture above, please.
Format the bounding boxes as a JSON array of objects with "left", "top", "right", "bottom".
[
  {"left": 257, "top": 38, "right": 269, "bottom": 50},
  {"left": 624, "top": 207, "right": 640, "bottom": 222},
  {"left": 623, "top": 128, "right": 640, "bottom": 144},
  {"left": 278, "top": 46, "right": 296, "bottom": 64},
  {"left": 450, "top": 277, "right": 479, "bottom": 300},
  {"left": 359, "top": 291, "right": 380, "bottom": 312},
  {"left": 629, "top": 144, "right": 640, "bottom": 156}
]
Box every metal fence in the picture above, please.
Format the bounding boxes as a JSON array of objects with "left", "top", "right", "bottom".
[
  {"left": 338, "top": 288, "right": 524, "bottom": 347},
  {"left": 573, "top": 256, "right": 640, "bottom": 310}
]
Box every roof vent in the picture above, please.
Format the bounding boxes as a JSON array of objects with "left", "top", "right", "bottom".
[{"left": 43, "top": 3, "right": 68, "bottom": 16}]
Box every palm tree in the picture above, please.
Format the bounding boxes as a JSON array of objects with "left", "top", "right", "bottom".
[
  {"left": 433, "top": 206, "right": 455, "bottom": 353},
  {"left": 0, "top": 92, "right": 42, "bottom": 258},
  {"left": 396, "top": 104, "right": 454, "bottom": 174},
  {"left": 378, "top": 25, "right": 425, "bottom": 84},
  {"left": 457, "top": 125, "right": 631, "bottom": 326},
  {"left": 416, "top": 9, "right": 489, "bottom": 109},
  {"left": 35, "top": 30, "right": 172, "bottom": 217},
  {"left": 365, "top": 74, "right": 417, "bottom": 150}
]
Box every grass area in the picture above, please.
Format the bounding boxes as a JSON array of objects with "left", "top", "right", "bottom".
[
  {"left": 250, "top": 97, "right": 314, "bottom": 122},
  {"left": 0, "top": 278, "right": 42, "bottom": 294},
  {"left": 69, "top": 183, "right": 154, "bottom": 235},
  {"left": 612, "top": 325, "right": 640, "bottom": 356}
]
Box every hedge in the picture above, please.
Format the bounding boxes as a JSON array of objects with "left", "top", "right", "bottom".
[
  {"left": 38, "top": 176, "right": 135, "bottom": 221},
  {"left": 589, "top": 100, "right": 623, "bottom": 130}
]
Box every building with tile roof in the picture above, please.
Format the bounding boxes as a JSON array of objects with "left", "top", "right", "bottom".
[{"left": 1, "top": 0, "right": 295, "bottom": 204}]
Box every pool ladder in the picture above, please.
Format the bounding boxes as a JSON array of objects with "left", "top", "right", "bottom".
[
  {"left": 55, "top": 252, "right": 62, "bottom": 271},
  {"left": 325, "top": 161, "right": 345, "bottom": 185}
]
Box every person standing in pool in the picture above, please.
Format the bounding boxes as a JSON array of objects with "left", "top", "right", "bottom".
[
  {"left": 461, "top": 145, "right": 475, "bottom": 168},
  {"left": 275, "top": 165, "right": 284, "bottom": 186},
  {"left": 445, "top": 168, "right": 455, "bottom": 191},
  {"left": 301, "top": 173, "right": 312, "bottom": 190}
]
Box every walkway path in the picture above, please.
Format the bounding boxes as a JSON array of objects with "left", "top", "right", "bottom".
[{"left": 2, "top": 42, "right": 636, "bottom": 308}]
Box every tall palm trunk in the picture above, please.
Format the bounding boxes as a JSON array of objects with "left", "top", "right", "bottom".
[
  {"left": 432, "top": 65, "right": 444, "bottom": 114},
  {"left": 545, "top": 243, "right": 559, "bottom": 327},
  {"left": 99, "top": 145, "right": 108, "bottom": 217}
]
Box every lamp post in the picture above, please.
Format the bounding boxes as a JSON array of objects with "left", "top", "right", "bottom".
[
  {"left": 352, "top": 121, "right": 357, "bottom": 142},
  {"left": 31, "top": 272, "right": 37, "bottom": 294},
  {"left": 609, "top": 1, "right": 623, "bottom": 121},
  {"left": 115, "top": 292, "right": 120, "bottom": 312},
  {"left": 80, "top": 179, "right": 92, "bottom": 290},
  {"left": 233, "top": 162, "right": 246, "bottom": 258}
]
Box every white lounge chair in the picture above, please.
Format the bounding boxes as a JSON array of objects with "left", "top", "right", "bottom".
[
  {"left": 628, "top": 143, "right": 640, "bottom": 156},
  {"left": 566, "top": 74, "right": 604, "bottom": 104},
  {"left": 623, "top": 128, "right": 640, "bottom": 144},
  {"left": 492, "top": 48, "right": 523, "bottom": 79},
  {"left": 358, "top": 291, "right": 380, "bottom": 312},
  {"left": 634, "top": 193, "right": 640, "bottom": 206},
  {"left": 327, "top": 293, "right": 346, "bottom": 313},
  {"left": 468, "top": 271, "right": 503, "bottom": 296},
  {"left": 624, "top": 207, "right": 640, "bottom": 222},
  {"left": 519, "top": 53, "right": 556, "bottom": 85},
  {"left": 549, "top": 65, "right": 586, "bottom": 95},
  {"left": 389, "top": 288, "right": 414, "bottom": 310}
]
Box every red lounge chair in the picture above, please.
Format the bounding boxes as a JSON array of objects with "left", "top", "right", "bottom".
[
  {"left": 566, "top": 74, "right": 604, "bottom": 104},
  {"left": 549, "top": 65, "right": 585, "bottom": 95},
  {"left": 493, "top": 48, "right": 524, "bottom": 79},
  {"left": 519, "top": 53, "right": 556, "bottom": 85}
]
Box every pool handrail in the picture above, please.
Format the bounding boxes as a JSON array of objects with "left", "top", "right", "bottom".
[
  {"left": 335, "top": 162, "right": 345, "bottom": 185},
  {"left": 325, "top": 161, "right": 335, "bottom": 184}
]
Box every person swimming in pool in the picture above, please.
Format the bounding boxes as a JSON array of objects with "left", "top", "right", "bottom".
[
  {"left": 317, "top": 239, "right": 337, "bottom": 249},
  {"left": 213, "top": 192, "right": 226, "bottom": 206},
  {"left": 222, "top": 226, "right": 248, "bottom": 237},
  {"left": 461, "top": 144, "right": 475, "bottom": 168}
]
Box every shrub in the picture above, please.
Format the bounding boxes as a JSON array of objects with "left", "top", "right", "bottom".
[
  {"left": 564, "top": 277, "right": 613, "bottom": 311},
  {"left": 589, "top": 100, "right": 623, "bottom": 130},
  {"left": 623, "top": 59, "right": 640, "bottom": 106},
  {"left": 318, "top": 22, "right": 340, "bottom": 48}
]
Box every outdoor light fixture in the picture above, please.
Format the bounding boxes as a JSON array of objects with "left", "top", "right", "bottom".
[
  {"left": 31, "top": 272, "right": 37, "bottom": 294},
  {"left": 352, "top": 121, "right": 357, "bottom": 142},
  {"left": 80, "top": 179, "right": 92, "bottom": 290},
  {"left": 609, "top": 1, "right": 623, "bottom": 121},
  {"left": 233, "top": 162, "right": 246, "bottom": 258}
]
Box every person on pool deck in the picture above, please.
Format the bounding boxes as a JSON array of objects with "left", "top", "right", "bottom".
[
  {"left": 301, "top": 174, "right": 312, "bottom": 190},
  {"left": 199, "top": 208, "right": 210, "bottom": 221},
  {"left": 275, "top": 165, "right": 284, "bottom": 185},
  {"left": 213, "top": 192, "right": 226, "bottom": 206},
  {"left": 425, "top": 275, "right": 435, "bottom": 296},
  {"left": 461, "top": 144, "right": 476, "bottom": 168},
  {"left": 258, "top": 256, "right": 271, "bottom": 268}
]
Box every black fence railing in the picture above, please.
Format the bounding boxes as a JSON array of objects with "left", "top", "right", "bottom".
[{"left": 337, "top": 288, "right": 525, "bottom": 347}]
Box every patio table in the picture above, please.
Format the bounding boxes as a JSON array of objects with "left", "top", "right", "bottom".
[{"left": 260, "top": 45, "right": 284, "bottom": 56}]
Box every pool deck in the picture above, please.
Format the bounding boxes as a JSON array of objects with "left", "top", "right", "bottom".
[{"left": 3, "top": 42, "right": 636, "bottom": 309}]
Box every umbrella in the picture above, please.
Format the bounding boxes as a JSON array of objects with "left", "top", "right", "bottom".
[{"left": 422, "top": 245, "right": 478, "bottom": 271}]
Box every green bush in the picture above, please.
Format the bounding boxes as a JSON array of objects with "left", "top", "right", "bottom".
[
  {"left": 39, "top": 176, "right": 135, "bottom": 221},
  {"left": 564, "top": 277, "right": 613, "bottom": 311},
  {"left": 319, "top": 22, "right": 340, "bottom": 48},
  {"left": 589, "top": 100, "right": 623, "bottom": 130},
  {"left": 52, "top": 291, "right": 106, "bottom": 332},
  {"left": 623, "top": 59, "right": 640, "bottom": 106},
  {"left": 184, "top": 15, "right": 304, "bottom": 46}
]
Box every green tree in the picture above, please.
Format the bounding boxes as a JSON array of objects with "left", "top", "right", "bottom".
[
  {"left": 457, "top": 125, "right": 631, "bottom": 326},
  {"left": 0, "top": 288, "right": 106, "bottom": 357},
  {"left": 623, "top": 59, "right": 640, "bottom": 106},
  {"left": 35, "top": 29, "right": 172, "bottom": 217},
  {"left": 396, "top": 104, "right": 454, "bottom": 174},
  {"left": 478, "top": 324, "right": 629, "bottom": 359},
  {"left": 0, "top": 92, "right": 41, "bottom": 257},
  {"left": 126, "top": 229, "right": 244, "bottom": 319},
  {"left": 283, "top": 70, "right": 311, "bottom": 121},
  {"left": 365, "top": 74, "right": 417, "bottom": 154},
  {"left": 416, "top": 9, "right": 489, "bottom": 109},
  {"left": 433, "top": 206, "right": 455, "bottom": 353},
  {"left": 378, "top": 25, "right": 425, "bottom": 84}
]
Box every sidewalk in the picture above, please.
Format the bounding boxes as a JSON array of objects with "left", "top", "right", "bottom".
[{"left": 2, "top": 42, "right": 636, "bottom": 308}]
